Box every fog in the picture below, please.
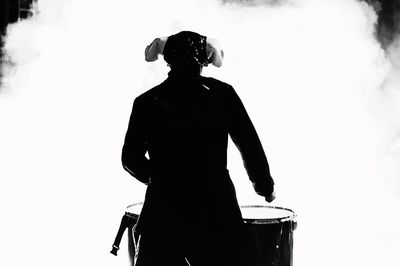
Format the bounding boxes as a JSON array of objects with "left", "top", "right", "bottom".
[{"left": 1, "top": 0, "right": 399, "bottom": 265}]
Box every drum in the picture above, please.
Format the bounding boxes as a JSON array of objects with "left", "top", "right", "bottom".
[
  {"left": 111, "top": 203, "right": 297, "bottom": 266},
  {"left": 241, "top": 205, "right": 297, "bottom": 266}
]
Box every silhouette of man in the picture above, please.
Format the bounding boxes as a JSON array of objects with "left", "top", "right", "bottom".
[{"left": 122, "top": 31, "right": 275, "bottom": 266}]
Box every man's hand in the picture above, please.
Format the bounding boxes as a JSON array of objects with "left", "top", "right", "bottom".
[{"left": 265, "top": 191, "right": 276, "bottom": 203}]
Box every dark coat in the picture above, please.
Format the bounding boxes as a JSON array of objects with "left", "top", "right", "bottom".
[{"left": 121, "top": 71, "right": 274, "bottom": 239}]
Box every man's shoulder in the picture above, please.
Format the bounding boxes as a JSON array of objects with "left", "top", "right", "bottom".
[
  {"left": 200, "top": 76, "right": 237, "bottom": 99},
  {"left": 201, "top": 76, "right": 232, "bottom": 89},
  {"left": 135, "top": 82, "right": 166, "bottom": 102}
]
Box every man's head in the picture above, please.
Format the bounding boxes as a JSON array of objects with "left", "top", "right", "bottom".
[
  {"left": 163, "top": 31, "right": 209, "bottom": 68},
  {"left": 144, "top": 31, "right": 224, "bottom": 69}
]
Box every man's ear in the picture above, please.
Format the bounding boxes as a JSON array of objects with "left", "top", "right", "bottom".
[
  {"left": 144, "top": 37, "right": 168, "bottom": 62},
  {"left": 206, "top": 38, "right": 224, "bottom": 67}
]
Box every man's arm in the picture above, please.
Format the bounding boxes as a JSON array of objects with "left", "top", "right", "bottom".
[
  {"left": 121, "top": 98, "right": 150, "bottom": 184},
  {"left": 227, "top": 86, "right": 275, "bottom": 200}
]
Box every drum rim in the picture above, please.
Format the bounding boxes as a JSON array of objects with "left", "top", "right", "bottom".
[
  {"left": 125, "top": 203, "right": 297, "bottom": 224},
  {"left": 125, "top": 202, "right": 144, "bottom": 218},
  {"left": 240, "top": 205, "right": 296, "bottom": 224}
]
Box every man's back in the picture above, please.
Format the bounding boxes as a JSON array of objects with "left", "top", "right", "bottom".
[{"left": 123, "top": 73, "right": 244, "bottom": 233}]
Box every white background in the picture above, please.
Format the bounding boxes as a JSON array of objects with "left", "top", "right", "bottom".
[{"left": 1, "top": 0, "right": 400, "bottom": 265}]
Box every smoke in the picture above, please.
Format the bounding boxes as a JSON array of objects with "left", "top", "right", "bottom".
[
  {"left": 1, "top": 0, "right": 400, "bottom": 265},
  {"left": 376, "top": 36, "right": 400, "bottom": 196}
]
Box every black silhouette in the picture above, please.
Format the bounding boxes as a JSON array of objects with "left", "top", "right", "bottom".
[{"left": 122, "top": 31, "right": 275, "bottom": 266}]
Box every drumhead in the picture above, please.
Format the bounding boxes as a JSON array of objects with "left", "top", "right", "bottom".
[
  {"left": 125, "top": 202, "right": 144, "bottom": 218},
  {"left": 240, "top": 205, "right": 296, "bottom": 224}
]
